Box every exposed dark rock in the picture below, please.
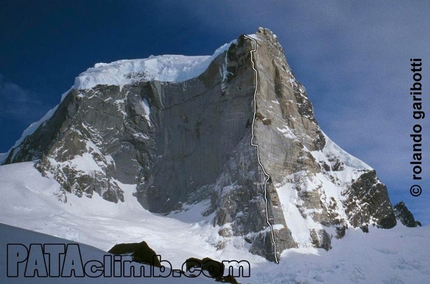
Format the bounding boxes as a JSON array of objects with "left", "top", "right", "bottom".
[
  {"left": 343, "top": 170, "right": 396, "bottom": 229},
  {"left": 184, "top": 257, "right": 239, "bottom": 283},
  {"left": 394, "top": 201, "right": 421, "bottom": 227},
  {"left": 310, "top": 229, "right": 332, "bottom": 251},
  {"left": 335, "top": 225, "right": 348, "bottom": 239},
  {"left": 184, "top": 257, "right": 224, "bottom": 279},
  {"left": 361, "top": 225, "right": 369, "bottom": 233},
  {"left": 184, "top": 257, "right": 203, "bottom": 274},
  {"left": 108, "top": 240, "right": 161, "bottom": 267}
]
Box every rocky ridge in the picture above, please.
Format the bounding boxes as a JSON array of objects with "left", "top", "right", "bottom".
[{"left": 394, "top": 201, "right": 421, "bottom": 227}]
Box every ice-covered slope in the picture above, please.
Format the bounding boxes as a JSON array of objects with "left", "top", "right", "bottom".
[
  {"left": 74, "top": 42, "right": 233, "bottom": 90},
  {"left": 0, "top": 162, "right": 429, "bottom": 283}
]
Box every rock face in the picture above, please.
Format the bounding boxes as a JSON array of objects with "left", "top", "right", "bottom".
[
  {"left": 3, "top": 27, "right": 399, "bottom": 261},
  {"left": 394, "top": 201, "right": 421, "bottom": 227}
]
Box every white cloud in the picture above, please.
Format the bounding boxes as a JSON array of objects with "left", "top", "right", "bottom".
[{"left": 0, "top": 75, "right": 47, "bottom": 123}]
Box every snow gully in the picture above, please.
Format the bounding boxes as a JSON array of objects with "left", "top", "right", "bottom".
[{"left": 409, "top": 58, "right": 425, "bottom": 197}]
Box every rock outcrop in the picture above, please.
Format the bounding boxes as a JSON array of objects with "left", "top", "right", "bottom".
[
  {"left": 394, "top": 201, "right": 421, "bottom": 227},
  {"left": 109, "top": 241, "right": 161, "bottom": 267},
  {"left": 3, "top": 27, "right": 400, "bottom": 261}
]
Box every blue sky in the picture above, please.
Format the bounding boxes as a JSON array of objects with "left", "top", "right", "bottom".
[{"left": 1, "top": 1, "right": 429, "bottom": 224}]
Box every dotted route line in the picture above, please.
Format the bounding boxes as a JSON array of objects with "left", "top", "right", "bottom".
[{"left": 244, "top": 35, "right": 279, "bottom": 264}]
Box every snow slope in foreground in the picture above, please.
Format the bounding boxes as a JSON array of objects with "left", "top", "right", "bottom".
[
  {"left": 0, "top": 223, "right": 214, "bottom": 283},
  {"left": 0, "top": 162, "right": 430, "bottom": 283}
]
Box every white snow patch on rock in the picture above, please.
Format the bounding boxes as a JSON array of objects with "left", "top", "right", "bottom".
[{"left": 74, "top": 42, "right": 235, "bottom": 90}]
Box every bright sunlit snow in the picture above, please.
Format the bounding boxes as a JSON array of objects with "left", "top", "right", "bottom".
[
  {"left": 0, "top": 224, "right": 215, "bottom": 283},
  {"left": 74, "top": 42, "right": 234, "bottom": 91},
  {"left": 0, "top": 162, "right": 259, "bottom": 268},
  {"left": 0, "top": 161, "right": 429, "bottom": 283}
]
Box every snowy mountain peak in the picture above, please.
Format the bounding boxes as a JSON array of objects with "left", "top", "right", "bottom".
[{"left": 2, "top": 28, "right": 400, "bottom": 262}]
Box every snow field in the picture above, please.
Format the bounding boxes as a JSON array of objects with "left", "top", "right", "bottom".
[{"left": 1, "top": 161, "right": 429, "bottom": 283}]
